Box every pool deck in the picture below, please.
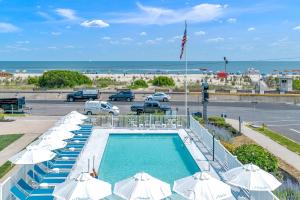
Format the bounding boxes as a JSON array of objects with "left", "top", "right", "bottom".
[{"left": 69, "top": 128, "right": 219, "bottom": 181}]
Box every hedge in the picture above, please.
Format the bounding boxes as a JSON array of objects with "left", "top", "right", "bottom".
[
  {"left": 130, "top": 79, "right": 148, "bottom": 89},
  {"left": 234, "top": 144, "right": 278, "bottom": 173},
  {"left": 152, "top": 76, "right": 175, "bottom": 87},
  {"left": 38, "top": 70, "right": 92, "bottom": 88}
]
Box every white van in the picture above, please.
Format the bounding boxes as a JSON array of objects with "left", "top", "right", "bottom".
[{"left": 84, "top": 101, "right": 120, "bottom": 115}]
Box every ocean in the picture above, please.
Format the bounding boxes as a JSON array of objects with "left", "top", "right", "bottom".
[{"left": 0, "top": 61, "right": 299, "bottom": 74}]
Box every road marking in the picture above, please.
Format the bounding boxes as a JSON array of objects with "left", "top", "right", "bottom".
[
  {"left": 252, "top": 119, "right": 299, "bottom": 123},
  {"left": 290, "top": 129, "right": 300, "bottom": 134},
  {"left": 267, "top": 124, "right": 300, "bottom": 127}
]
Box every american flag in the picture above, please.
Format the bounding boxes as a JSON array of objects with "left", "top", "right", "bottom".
[{"left": 180, "top": 21, "right": 187, "bottom": 60}]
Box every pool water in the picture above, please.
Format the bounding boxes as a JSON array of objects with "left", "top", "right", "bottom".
[{"left": 98, "top": 134, "right": 200, "bottom": 185}]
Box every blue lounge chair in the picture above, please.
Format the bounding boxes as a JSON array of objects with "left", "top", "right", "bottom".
[
  {"left": 17, "top": 179, "right": 54, "bottom": 194},
  {"left": 28, "top": 170, "right": 65, "bottom": 184},
  {"left": 34, "top": 165, "right": 69, "bottom": 178},
  {"left": 42, "top": 162, "right": 73, "bottom": 169},
  {"left": 11, "top": 186, "right": 54, "bottom": 200}
]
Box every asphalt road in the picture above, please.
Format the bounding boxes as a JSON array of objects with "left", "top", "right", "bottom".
[{"left": 26, "top": 100, "right": 300, "bottom": 143}]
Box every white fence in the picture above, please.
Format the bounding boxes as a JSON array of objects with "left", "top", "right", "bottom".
[
  {"left": 92, "top": 115, "right": 187, "bottom": 129},
  {"left": 190, "top": 117, "right": 279, "bottom": 200}
]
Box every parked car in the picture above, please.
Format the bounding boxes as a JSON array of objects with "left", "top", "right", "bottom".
[
  {"left": 67, "top": 89, "right": 99, "bottom": 102},
  {"left": 84, "top": 101, "right": 119, "bottom": 115},
  {"left": 131, "top": 100, "right": 171, "bottom": 115},
  {"left": 0, "top": 97, "right": 26, "bottom": 113},
  {"left": 109, "top": 90, "right": 135, "bottom": 101},
  {"left": 145, "top": 92, "right": 171, "bottom": 102}
]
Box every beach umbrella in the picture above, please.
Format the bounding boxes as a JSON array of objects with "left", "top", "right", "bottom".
[
  {"left": 9, "top": 146, "right": 56, "bottom": 164},
  {"left": 43, "top": 129, "right": 74, "bottom": 140},
  {"left": 53, "top": 172, "right": 112, "bottom": 200},
  {"left": 223, "top": 163, "right": 281, "bottom": 192},
  {"left": 51, "top": 123, "right": 81, "bottom": 131},
  {"left": 28, "top": 136, "right": 67, "bottom": 151},
  {"left": 67, "top": 111, "right": 88, "bottom": 120},
  {"left": 56, "top": 117, "right": 84, "bottom": 125},
  {"left": 173, "top": 172, "right": 233, "bottom": 200},
  {"left": 114, "top": 172, "right": 172, "bottom": 200}
]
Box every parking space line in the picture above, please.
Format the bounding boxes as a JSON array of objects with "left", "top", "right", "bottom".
[
  {"left": 267, "top": 124, "right": 300, "bottom": 127},
  {"left": 290, "top": 129, "right": 300, "bottom": 134},
  {"left": 252, "top": 119, "right": 299, "bottom": 123}
]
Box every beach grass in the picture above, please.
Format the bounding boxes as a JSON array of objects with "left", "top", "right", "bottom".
[
  {"left": 0, "top": 134, "right": 23, "bottom": 151},
  {"left": 0, "top": 161, "right": 15, "bottom": 178},
  {"left": 250, "top": 126, "right": 300, "bottom": 155}
]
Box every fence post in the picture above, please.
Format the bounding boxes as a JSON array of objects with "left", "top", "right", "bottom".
[
  {"left": 111, "top": 115, "right": 114, "bottom": 128},
  {"left": 212, "top": 134, "right": 215, "bottom": 161}
]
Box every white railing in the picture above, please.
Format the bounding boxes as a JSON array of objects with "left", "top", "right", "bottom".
[
  {"left": 190, "top": 117, "right": 279, "bottom": 200},
  {"left": 92, "top": 115, "right": 187, "bottom": 129}
]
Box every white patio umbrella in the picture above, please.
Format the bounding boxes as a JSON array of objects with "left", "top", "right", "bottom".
[
  {"left": 67, "top": 111, "right": 88, "bottom": 120},
  {"left": 173, "top": 172, "right": 233, "bottom": 200},
  {"left": 56, "top": 118, "right": 84, "bottom": 125},
  {"left": 28, "top": 136, "right": 67, "bottom": 151},
  {"left": 50, "top": 123, "right": 81, "bottom": 132},
  {"left": 9, "top": 146, "right": 56, "bottom": 164},
  {"left": 223, "top": 163, "right": 281, "bottom": 192},
  {"left": 114, "top": 172, "right": 172, "bottom": 200},
  {"left": 43, "top": 129, "right": 74, "bottom": 140},
  {"left": 53, "top": 172, "right": 112, "bottom": 200}
]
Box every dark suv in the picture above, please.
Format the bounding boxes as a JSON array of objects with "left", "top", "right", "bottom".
[{"left": 109, "top": 90, "right": 135, "bottom": 101}]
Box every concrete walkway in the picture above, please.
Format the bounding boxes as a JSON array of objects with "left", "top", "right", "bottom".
[
  {"left": 0, "top": 116, "right": 59, "bottom": 167},
  {"left": 226, "top": 118, "right": 300, "bottom": 171}
]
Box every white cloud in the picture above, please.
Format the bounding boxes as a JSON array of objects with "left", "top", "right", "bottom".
[
  {"left": 16, "top": 41, "right": 30, "bottom": 44},
  {"left": 111, "top": 3, "right": 226, "bottom": 25},
  {"left": 6, "top": 45, "right": 30, "bottom": 51},
  {"left": 64, "top": 45, "right": 75, "bottom": 49},
  {"left": 248, "top": 27, "right": 256, "bottom": 31},
  {"left": 102, "top": 36, "right": 111, "bottom": 40},
  {"left": 168, "top": 35, "right": 181, "bottom": 43},
  {"left": 145, "top": 37, "right": 163, "bottom": 45},
  {"left": 122, "top": 37, "right": 133, "bottom": 41},
  {"left": 227, "top": 18, "right": 237, "bottom": 23},
  {"left": 81, "top": 20, "right": 109, "bottom": 28},
  {"left": 51, "top": 32, "right": 61, "bottom": 36},
  {"left": 55, "top": 8, "right": 78, "bottom": 20},
  {"left": 0, "top": 22, "right": 19, "bottom": 33},
  {"left": 206, "top": 37, "right": 224, "bottom": 43},
  {"left": 109, "top": 40, "right": 119, "bottom": 45},
  {"left": 37, "top": 11, "right": 53, "bottom": 21},
  {"left": 194, "top": 31, "right": 206, "bottom": 36},
  {"left": 48, "top": 46, "right": 58, "bottom": 49},
  {"left": 140, "top": 32, "right": 147, "bottom": 36},
  {"left": 293, "top": 26, "right": 300, "bottom": 30}
]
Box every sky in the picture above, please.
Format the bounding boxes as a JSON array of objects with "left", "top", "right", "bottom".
[{"left": 0, "top": 0, "right": 300, "bottom": 61}]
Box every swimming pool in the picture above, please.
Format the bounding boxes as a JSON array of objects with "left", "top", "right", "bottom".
[{"left": 98, "top": 134, "right": 200, "bottom": 185}]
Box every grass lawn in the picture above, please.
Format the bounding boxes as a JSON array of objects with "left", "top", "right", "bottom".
[
  {"left": 250, "top": 126, "right": 300, "bottom": 155},
  {"left": 0, "top": 161, "right": 15, "bottom": 178},
  {"left": 0, "top": 134, "right": 23, "bottom": 151}
]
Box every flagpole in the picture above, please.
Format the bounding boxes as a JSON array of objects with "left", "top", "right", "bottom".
[{"left": 185, "top": 35, "right": 188, "bottom": 119}]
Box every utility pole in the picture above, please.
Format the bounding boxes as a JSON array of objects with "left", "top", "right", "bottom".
[
  {"left": 201, "top": 82, "right": 209, "bottom": 125},
  {"left": 224, "top": 57, "right": 228, "bottom": 73}
]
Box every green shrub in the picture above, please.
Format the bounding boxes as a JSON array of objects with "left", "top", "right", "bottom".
[
  {"left": 293, "top": 79, "right": 300, "bottom": 90},
  {"left": 130, "top": 79, "right": 148, "bottom": 89},
  {"left": 27, "top": 76, "right": 39, "bottom": 85},
  {"left": 234, "top": 144, "right": 278, "bottom": 173},
  {"left": 152, "top": 76, "right": 175, "bottom": 87},
  {"left": 208, "top": 116, "right": 238, "bottom": 135},
  {"left": 96, "top": 77, "right": 116, "bottom": 88},
  {"left": 38, "top": 70, "right": 92, "bottom": 88}
]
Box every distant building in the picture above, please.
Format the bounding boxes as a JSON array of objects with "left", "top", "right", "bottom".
[{"left": 279, "top": 76, "right": 293, "bottom": 92}]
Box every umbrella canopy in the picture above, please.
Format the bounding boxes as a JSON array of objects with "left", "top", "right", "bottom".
[
  {"left": 9, "top": 146, "right": 56, "bottom": 164},
  {"left": 67, "top": 111, "right": 88, "bottom": 120},
  {"left": 43, "top": 129, "right": 74, "bottom": 140},
  {"left": 173, "top": 172, "right": 233, "bottom": 200},
  {"left": 28, "top": 137, "right": 67, "bottom": 150},
  {"left": 223, "top": 164, "right": 281, "bottom": 191},
  {"left": 50, "top": 123, "right": 81, "bottom": 132},
  {"left": 57, "top": 115, "right": 84, "bottom": 125},
  {"left": 53, "top": 172, "right": 112, "bottom": 200},
  {"left": 114, "top": 172, "right": 172, "bottom": 200}
]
